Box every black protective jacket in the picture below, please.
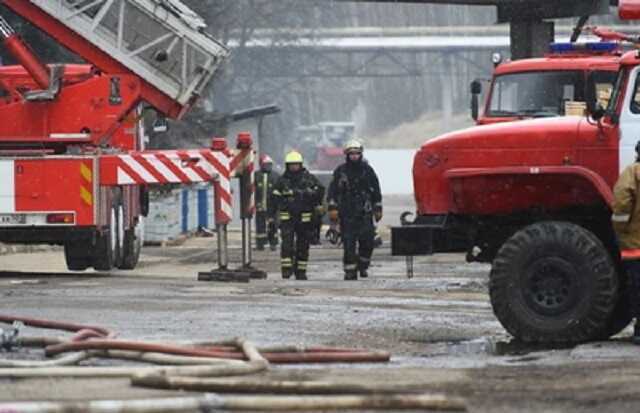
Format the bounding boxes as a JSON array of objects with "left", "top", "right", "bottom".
[
  {"left": 270, "top": 169, "right": 324, "bottom": 216},
  {"left": 255, "top": 170, "right": 280, "bottom": 213},
  {"left": 327, "top": 161, "right": 382, "bottom": 219}
]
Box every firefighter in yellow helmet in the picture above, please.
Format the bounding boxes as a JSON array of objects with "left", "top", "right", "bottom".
[
  {"left": 269, "top": 150, "right": 325, "bottom": 280},
  {"left": 327, "top": 139, "right": 382, "bottom": 280}
]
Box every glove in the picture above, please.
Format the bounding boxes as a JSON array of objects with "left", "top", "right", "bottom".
[
  {"left": 328, "top": 209, "right": 339, "bottom": 223},
  {"left": 315, "top": 205, "right": 325, "bottom": 216},
  {"left": 374, "top": 209, "right": 383, "bottom": 222}
]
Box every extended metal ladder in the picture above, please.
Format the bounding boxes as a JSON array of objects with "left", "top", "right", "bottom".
[{"left": 8, "top": 0, "right": 229, "bottom": 111}]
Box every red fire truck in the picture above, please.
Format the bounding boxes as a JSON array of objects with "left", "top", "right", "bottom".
[
  {"left": 0, "top": 0, "right": 230, "bottom": 271},
  {"left": 392, "top": 16, "right": 640, "bottom": 342}
]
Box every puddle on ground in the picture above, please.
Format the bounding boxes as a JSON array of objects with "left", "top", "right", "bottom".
[{"left": 444, "top": 337, "right": 575, "bottom": 357}]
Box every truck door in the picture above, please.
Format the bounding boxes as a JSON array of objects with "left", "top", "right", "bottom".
[{"left": 619, "top": 66, "right": 640, "bottom": 171}]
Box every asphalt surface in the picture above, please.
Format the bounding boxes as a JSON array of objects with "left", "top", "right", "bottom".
[{"left": 1, "top": 195, "right": 640, "bottom": 412}]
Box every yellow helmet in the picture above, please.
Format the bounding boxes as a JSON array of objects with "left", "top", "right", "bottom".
[
  {"left": 344, "top": 139, "right": 364, "bottom": 154},
  {"left": 285, "top": 150, "right": 304, "bottom": 164}
]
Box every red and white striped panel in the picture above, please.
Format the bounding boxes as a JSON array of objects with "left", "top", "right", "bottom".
[
  {"left": 100, "top": 150, "right": 232, "bottom": 222},
  {"left": 227, "top": 149, "right": 256, "bottom": 217}
]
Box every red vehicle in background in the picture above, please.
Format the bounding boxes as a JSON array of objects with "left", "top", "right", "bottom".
[{"left": 296, "top": 122, "right": 356, "bottom": 173}]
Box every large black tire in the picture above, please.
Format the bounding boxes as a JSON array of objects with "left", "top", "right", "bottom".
[
  {"left": 64, "top": 242, "right": 92, "bottom": 271},
  {"left": 92, "top": 228, "right": 115, "bottom": 271},
  {"left": 119, "top": 224, "right": 141, "bottom": 270},
  {"left": 489, "top": 221, "right": 619, "bottom": 343}
]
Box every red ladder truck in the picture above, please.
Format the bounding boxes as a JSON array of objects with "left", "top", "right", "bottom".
[{"left": 0, "top": 0, "right": 230, "bottom": 271}]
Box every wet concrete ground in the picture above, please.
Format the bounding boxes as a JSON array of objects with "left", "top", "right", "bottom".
[{"left": 1, "top": 196, "right": 640, "bottom": 411}]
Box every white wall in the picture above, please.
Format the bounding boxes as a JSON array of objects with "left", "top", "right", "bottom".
[{"left": 366, "top": 149, "right": 415, "bottom": 195}]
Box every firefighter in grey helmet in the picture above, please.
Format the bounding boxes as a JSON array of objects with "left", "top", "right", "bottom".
[{"left": 327, "top": 139, "right": 382, "bottom": 280}]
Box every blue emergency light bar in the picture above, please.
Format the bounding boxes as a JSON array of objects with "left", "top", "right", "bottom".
[{"left": 549, "top": 42, "right": 619, "bottom": 53}]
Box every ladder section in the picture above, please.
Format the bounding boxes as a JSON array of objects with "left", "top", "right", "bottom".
[{"left": 21, "top": 0, "right": 229, "bottom": 108}]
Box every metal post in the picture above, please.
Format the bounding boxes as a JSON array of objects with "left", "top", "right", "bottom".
[
  {"left": 217, "top": 223, "right": 228, "bottom": 270},
  {"left": 406, "top": 256, "right": 414, "bottom": 279},
  {"left": 242, "top": 215, "right": 252, "bottom": 268},
  {"left": 198, "top": 174, "right": 251, "bottom": 282}
]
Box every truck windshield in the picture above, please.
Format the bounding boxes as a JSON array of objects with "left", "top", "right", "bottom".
[{"left": 488, "top": 70, "right": 615, "bottom": 118}]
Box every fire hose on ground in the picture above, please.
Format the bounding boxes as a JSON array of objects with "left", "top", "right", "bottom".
[
  {"left": 1, "top": 394, "right": 467, "bottom": 412},
  {"left": 0, "top": 314, "right": 468, "bottom": 412}
]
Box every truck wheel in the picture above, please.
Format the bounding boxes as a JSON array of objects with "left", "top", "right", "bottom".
[
  {"left": 113, "top": 202, "right": 125, "bottom": 268},
  {"left": 92, "top": 228, "right": 115, "bottom": 271},
  {"left": 64, "top": 242, "right": 92, "bottom": 271},
  {"left": 489, "top": 221, "right": 618, "bottom": 343},
  {"left": 119, "top": 219, "right": 142, "bottom": 270},
  {"left": 93, "top": 193, "right": 121, "bottom": 271}
]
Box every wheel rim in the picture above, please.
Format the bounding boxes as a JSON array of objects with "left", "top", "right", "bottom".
[
  {"left": 118, "top": 205, "right": 125, "bottom": 252},
  {"left": 522, "top": 257, "right": 581, "bottom": 317},
  {"left": 110, "top": 208, "right": 117, "bottom": 254}
]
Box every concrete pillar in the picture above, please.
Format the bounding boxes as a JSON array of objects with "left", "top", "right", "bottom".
[
  {"left": 510, "top": 20, "right": 555, "bottom": 60},
  {"left": 441, "top": 73, "right": 453, "bottom": 131}
]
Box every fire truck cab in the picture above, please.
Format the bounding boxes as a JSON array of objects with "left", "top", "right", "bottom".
[{"left": 473, "top": 42, "right": 621, "bottom": 125}]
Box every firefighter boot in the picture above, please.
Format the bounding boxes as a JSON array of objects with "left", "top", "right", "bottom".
[
  {"left": 295, "top": 271, "right": 308, "bottom": 281},
  {"left": 344, "top": 270, "right": 357, "bottom": 281},
  {"left": 359, "top": 268, "right": 368, "bottom": 278},
  {"left": 282, "top": 268, "right": 292, "bottom": 279}
]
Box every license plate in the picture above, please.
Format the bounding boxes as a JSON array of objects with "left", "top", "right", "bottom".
[{"left": 0, "top": 214, "right": 26, "bottom": 225}]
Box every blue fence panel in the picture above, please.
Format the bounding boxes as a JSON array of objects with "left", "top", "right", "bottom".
[
  {"left": 181, "top": 189, "right": 189, "bottom": 233},
  {"left": 198, "top": 187, "right": 209, "bottom": 229}
]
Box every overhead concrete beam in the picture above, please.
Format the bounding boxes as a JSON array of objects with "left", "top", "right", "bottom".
[{"left": 328, "top": 0, "right": 616, "bottom": 58}]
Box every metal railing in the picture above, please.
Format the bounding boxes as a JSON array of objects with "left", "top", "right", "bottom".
[{"left": 29, "top": 0, "right": 229, "bottom": 106}]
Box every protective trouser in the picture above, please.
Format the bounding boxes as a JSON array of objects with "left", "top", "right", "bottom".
[
  {"left": 255, "top": 211, "right": 278, "bottom": 250},
  {"left": 310, "top": 213, "right": 322, "bottom": 245},
  {"left": 625, "top": 261, "right": 640, "bottom": 318},
  {"left": 279, "top": 211, "right": 314, "bottom": 280},
  {"left": 341, "top": 215, "right": 375, "bottom": 280}
]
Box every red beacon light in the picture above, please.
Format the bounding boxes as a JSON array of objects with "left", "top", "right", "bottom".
[
  {"left": 210, "top": 137, "right": 227, "bottom": 151},
  {"left": 620, "top": 0, "right": 640, "bottom": 20},
  {"left": 236, "top": 132, "right": 252, "bottom": 149}
]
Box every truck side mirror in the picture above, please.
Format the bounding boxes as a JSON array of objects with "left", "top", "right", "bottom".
[
  {"left": 470, "top": 80, "right": 482, "bottom": 95},
  {"left": 470, "top": 80, "right": 482, "bottom": 121},
  {"left": 591, "top": 103, "right": 605, "bottom": 121}
]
